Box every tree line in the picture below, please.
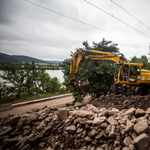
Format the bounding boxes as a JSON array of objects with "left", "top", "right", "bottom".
[
  {"left": 0, "top": 62, "right": 67, "bottom": 104},
  {"left": 0, "top": 62, "right": 63, "bottom": 70}
]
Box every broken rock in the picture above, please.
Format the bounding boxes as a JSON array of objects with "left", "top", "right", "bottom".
[
  {"left": 93, "top": 117, "right": 106, "bottom": 125},
  {"left": 133, "top": 133, "right": 149, "bottom": 150},
  {"left": 134, "top": 120, "right": 148, "bottom": 134},
  {"left": 66, "top": 125, "right": 76, "bottom": 134},
  {"left": 124, "top": 107, "right": 136, "bottom": 116},
  {"left": 123, "top": 136, "right": 133, "bottom": 147},
  {"left": 72, "top": 110, "right": 94, "bottom": 118},
  {"left": 135, "top": 109, "right": 145, "bottom": 118},
  {"left": 107, "top": 116, "right": 118, "bottom": 126},
  {"left": 57, "top": 109, "right": 69, "bottom": 121}
]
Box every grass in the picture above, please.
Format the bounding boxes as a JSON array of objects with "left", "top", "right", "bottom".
[{"left": 11, "top": 91, "right": 70, "bottom": 104}]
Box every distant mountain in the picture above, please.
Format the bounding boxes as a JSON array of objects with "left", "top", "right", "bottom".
[
  {"left": 46, "top": 61, "right": 62, "bottom": 64},
  {"left": 0, "top": 52, "right": 62, "bottom": 64}
]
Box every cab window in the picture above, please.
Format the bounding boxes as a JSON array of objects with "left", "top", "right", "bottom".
[
  {"left": 130, "top": 66, "right": 137, "bottom": 79},
  {"left": 137, "top": 66, "right": 140, "bottom": 75},
  {"left": 122, "top": 65, "right": 129, "bottom": 81}
]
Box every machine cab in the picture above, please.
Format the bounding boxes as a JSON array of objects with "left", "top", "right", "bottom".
[{"left": 114, "top": 63, "right": 142, "bottom": 84}]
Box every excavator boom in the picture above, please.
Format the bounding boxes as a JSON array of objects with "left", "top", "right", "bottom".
[{"left": 70, "top": 48, "right": 127, "bottom": 89}]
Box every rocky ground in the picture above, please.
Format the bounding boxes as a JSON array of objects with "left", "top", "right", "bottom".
[
  {"left": 90, "top": 93, "right": 150, "bottom": 111},
  {"left": 0, "top": 94, "right": 150, "bottom": 150}
]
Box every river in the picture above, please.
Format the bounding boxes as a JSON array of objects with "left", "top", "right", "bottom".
[
  {"left": 0, "top": 70, "right": 64, "bottom": 84},
  {"left": 46, "top": 70, "right": 64, "bottom": 83}
]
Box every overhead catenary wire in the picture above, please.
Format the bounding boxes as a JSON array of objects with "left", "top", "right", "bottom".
[
  {"left": 110, "top": 0, "right": 114, "bottom": 16},
  {"left": 24, "top": 0, "right": 147, "bottom": 46},
  {"left": 111, "top": 0, "right": 150, "bottom": 30},
  {"left": 84, "top": 0, "right": 150, "bottom": 39}
]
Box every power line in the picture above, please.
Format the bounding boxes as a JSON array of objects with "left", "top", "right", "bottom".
[
  {"left": 111, "top": 0, "right": 150, "bottom": 30},
  {"left": 24, "top": 0, "right": 147, "bottom": 46},
  {"left": 84, "top": 0, "right": 150, "bottom": 39}
]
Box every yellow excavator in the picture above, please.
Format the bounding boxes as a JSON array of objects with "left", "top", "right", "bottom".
[{"left": 70, "top": 48, "right": 150, "bottom": 95}]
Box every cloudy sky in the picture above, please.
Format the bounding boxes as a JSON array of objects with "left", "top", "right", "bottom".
[{"left": 0, "top": 0, "right": 150, "bottom": 61}]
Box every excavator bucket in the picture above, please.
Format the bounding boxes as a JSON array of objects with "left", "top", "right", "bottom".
[{"left": 78, "top": 79, "right": 89, "bottom": 91}]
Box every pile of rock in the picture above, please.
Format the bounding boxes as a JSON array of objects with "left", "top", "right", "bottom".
[
  {"left": 90, "top": 94, "right": 150, "bottom": 111},
  {"left": 0, "top": 104, "right": 150, "bottom": 150}
]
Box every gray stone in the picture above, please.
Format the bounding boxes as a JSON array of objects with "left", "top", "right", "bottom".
[
  {"left": 100, "top": 144, "right": 109, "bottom": 149},
  {"left": 47, "top": 147, "right": 54, "bottom": 150},
  {"left": 131, "top": 132, "right": 137, "bottom": 139},
  {"left": 43, "top": 126, "right": 52, "bottom": 136},
  {"left": 95, "top": 130, "right": 107, "bottom": 139},
  {"left": 80, "top": 106, "right": 87, "bottom": 110},
  {"left": 36, "top": 121, "right": 46, "bottom": 130},
  {"left": 20, "top": 144, "right": 30, "bottom": 150},
  {"left": 123, "top": 136, "right": 133, "bottom": 147},
  {"left": 146, "top": 107, "right": 150, "bottom": 114},
  {"left": 107, "top": 116, "right": 118, "bottom": 126},
  {"left": 122, "top": 147, "right": 129, "bottom": 150},
  {"left": 134, "top": 120, "right": 148, "bottom": 134},
  {"left": 80, "top": 146, "right": 87, "bottom": 150},
  {"left": 93, "top": 117, "right": 106, "bottom": 125},
  {"left": 75, "top": 102, "right": 82, "bottom": 106},
  {"left": 90, "top": 129, "right": 98, "bottom": 137},
  {"left": 133, "top": 133, "right": 149, "bottom": 150},
  {"left": 125, "top": 120, "right": 134, "bottom": 132},
  {"left": 72, "top": 110, "right": 94, "bottom": 118},
  {"left": 44, "top": 108, "right": 50, "bottom": 114},
  {"left": 0, "top": 126, "right": 12, "bottom": 136},
  {"left": 108, "top": 108, "right": 119, "bottom": 116},
  {"left": 124, "top": 107, "right": 136, "bottom": 116},
  {"left": 84, "top": 136, "right": 92, "bottom": 142},
  {"left": 135, "top": 109, "right": 145, "bottom": 117},
  {"left": 114, "top": 148, "right": 121, "bottom": 150},
  {"left": 2, "top": 138, "right": 19, "bottom": 149},
  {"left": 76, "top": 128, "right": 83, "bottom": 134},
  {"left": 101, "top": 123, "right": 107, "bottom": 128},
  {"left": 57, "top": 109, "right": 69, "bottom": 121},
  {"left": 105, "top": 124, "right": 112, "bottom": 134},
  {"left": 4, "top": 115, "right": 20, "bottom": 125},
  {"left": 26, "top": 113, "right": 38, "bottom": 124},
  {"left": 109, "top": 125, "right": 117, "bottom": 137},
  {"left": 86, "top": 104, "right": 100, "bottom": 113},
  {"left": 96, "top": 148, "right": 104, "bottom": 150},
  {"left": 129, "top": 144, "right": 136, "bottom": 150},
  {"left": 66, "top": 125, "right": 76, "bottom": 134},
  {"left": 29, "top": 113, "right": 38, "bottom": 121}
]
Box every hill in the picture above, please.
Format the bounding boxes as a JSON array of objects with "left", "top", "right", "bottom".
[
  {"left": 0, "top": 52, "right": 62, "bottom": 64},
  {"left": 46, "top": 60, "right": 62, "bottom": 64}
]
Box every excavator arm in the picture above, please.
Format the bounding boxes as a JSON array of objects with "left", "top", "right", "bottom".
[{"left": 70, "top": 48, "right": 127, "bottom": 89}]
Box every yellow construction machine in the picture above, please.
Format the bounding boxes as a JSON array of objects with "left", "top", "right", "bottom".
[{"left": 70, "top": 48, "right": 150, "bottom": 95}]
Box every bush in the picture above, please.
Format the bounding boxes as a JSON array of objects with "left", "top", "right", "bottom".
[{"left": 20, "top": 92, "right": 28, "bottom": 100}]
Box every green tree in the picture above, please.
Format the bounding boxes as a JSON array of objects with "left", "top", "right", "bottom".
[
  {"left": 37, "top": 71, "right": 51, "bottom": 93},
  {"left": 62, "top": 38, "right": 119, "bottom": 102},
  {"left": 130, "top": 55, "right": 150, "bottom": 70},
  {"left": 24, "top": 61, "right": 39, "bottom": 94},
  {"left": 0, "top": 62, "right": 65, "bottom": 104},
  {"left": 0, "top": 63, "right": 25, "bottom": 99}
]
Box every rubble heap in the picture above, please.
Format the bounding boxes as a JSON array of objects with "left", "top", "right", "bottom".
[
  {"left": 0, "top": 102, "right": 150, "bottom": 150},
  {"left": 90, "top": 94, "right": 150, "bottom": 111}
]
